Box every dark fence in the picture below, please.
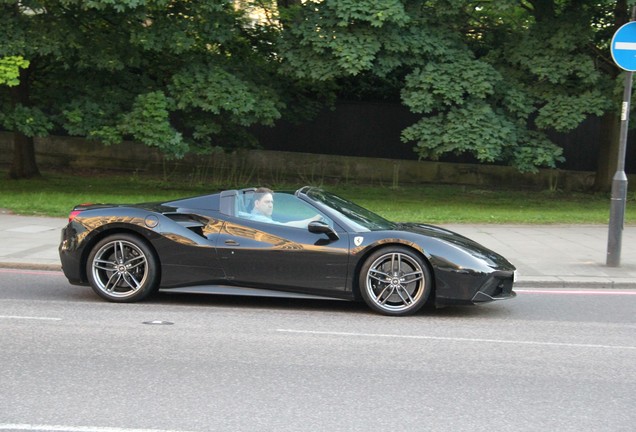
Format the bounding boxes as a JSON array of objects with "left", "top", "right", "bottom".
[{"left": 252, "top": 102, "right": 634, "bottom": 173}]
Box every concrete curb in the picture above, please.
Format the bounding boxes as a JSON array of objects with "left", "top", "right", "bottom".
[
  {"left": 515, "top": 279, "right": 636, "bottom": 289},
  {"left": 0, "top": 262, "right": 62, "bottom": 272}
]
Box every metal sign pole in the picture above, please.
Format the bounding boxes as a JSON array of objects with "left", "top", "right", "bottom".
[
  {"left": 606, "top": 70, "right": 632, "bottom": 267},
  {"left": 607, "top": 6, "right": 636, "bottom": 267}
]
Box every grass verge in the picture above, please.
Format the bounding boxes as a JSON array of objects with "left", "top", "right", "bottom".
[{"left": 0, "top": 170, "right": 633, "bottom": 224}]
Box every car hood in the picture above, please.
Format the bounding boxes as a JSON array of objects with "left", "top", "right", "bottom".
[{"left": 396, "top": 222, "right": 515, "bottom": 269}]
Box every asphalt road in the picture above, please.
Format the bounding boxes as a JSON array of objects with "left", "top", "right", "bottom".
[{"left": 1, "top": 269, "right": 635, "bottom": 432}]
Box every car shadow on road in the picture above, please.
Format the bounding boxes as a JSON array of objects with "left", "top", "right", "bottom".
[
  {"left": 150, "top": 290, "right": 367, "bottom": 313},
  {"left": 145, "top": 290, "right": 512, "bottom": 318}
]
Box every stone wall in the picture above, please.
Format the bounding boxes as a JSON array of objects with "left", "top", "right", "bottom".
[{"left": 0, "top": 131, "right": 618, "bottom": 190}]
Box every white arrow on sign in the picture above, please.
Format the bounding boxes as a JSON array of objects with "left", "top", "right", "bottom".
[{"left": 615, "top": 42, "right": 636, "bottom": 50}]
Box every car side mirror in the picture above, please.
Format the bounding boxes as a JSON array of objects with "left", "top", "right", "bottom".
[{"left": 308, "top": 221, "right": 339, "bottom": 240}]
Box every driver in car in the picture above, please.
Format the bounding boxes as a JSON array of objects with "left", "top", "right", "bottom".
[{"left": 251, "top": 187, "right": 323, "bottom": 228}]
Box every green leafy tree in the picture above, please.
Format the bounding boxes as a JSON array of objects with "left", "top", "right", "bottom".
[
  {"left": 0, "top": 56, "right": 29, "bottom": 86},
  {"left": 275, "top": 0, "right": 630, "bottom": 188},
  {"left": 2, "top": 0, "right": 631, "bottom": 189},
  {"left": 472, "top": 0, "right": 629, "bottom": 190},
  {"left": 0, "top": 0, "right": 285, "bottom": 179}
]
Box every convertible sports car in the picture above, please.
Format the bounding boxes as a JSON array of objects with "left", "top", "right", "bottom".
[{"left": 59, "top": 186, "right": 516, "bottom": 316}]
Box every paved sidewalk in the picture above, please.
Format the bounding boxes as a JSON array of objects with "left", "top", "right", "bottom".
[
  {"left": 1, "top": 212, "right": 635, "bottom": 288},
  {"left": 444, "top": 224, "right": 636, "bottom": 288}
]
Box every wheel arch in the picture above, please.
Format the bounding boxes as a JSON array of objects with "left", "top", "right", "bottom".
[
  {"left": 351, "top": 241, "right": 436, "bottom": 302},
  {"left": 79, "top": 227, "right": 161, "bottom": 285}
]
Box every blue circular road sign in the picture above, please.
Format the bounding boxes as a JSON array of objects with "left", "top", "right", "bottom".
[{"left": 612, "top": 21, "right": 636, "bottom": 71}]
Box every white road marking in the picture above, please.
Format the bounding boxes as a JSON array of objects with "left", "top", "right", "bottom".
[
  {"left": 516, "top": 288, "right": 636, "bottom": 295},
  {"left": 0, "top": 424, "right": 194, "bottom": 432},
  {"left": 276, "top": 329, "right": 636, "bottom": 350},
  {"left": 0, "top": 315, "right": 61, "bottom": 321}
]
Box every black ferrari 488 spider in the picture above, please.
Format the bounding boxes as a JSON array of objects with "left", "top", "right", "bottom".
[{"left": 59, "top": 186, "right": 516, "bottom": 316}]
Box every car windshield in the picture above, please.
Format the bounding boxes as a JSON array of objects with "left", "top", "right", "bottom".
[{"left": 304, "top": 189, "right": 396, "bottom": 231}]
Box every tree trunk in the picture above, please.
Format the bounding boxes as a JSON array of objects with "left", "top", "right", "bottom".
[
  {"left": 593, "top": 111, "right": 619, "bottom": 192},
  {"left": 7, "top": 64, "right": 40, "bottom": 179},
  {"left": 8, "top": 133, "right": 40, "bottom": 179}
]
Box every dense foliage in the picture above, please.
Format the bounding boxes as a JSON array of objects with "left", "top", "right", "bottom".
[
  {"left": 0, "top": 0, "right": 288, "bottom": 177},
  {"left": 0, "top": 0, "right": 631, "bottom": 184},
  {"left": 276, "top": 0, "right": 627, "bottom": 175}
]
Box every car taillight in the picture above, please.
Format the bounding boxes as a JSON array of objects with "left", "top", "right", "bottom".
[
  {"left": 68, "top": 204, "right": 92, "bottom": 222},
  {"left": 68, "top": 210, "right": 82, "bottom": 222}
]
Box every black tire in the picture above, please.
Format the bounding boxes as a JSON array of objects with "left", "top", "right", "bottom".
[
  {"left": 359, "top": 246, "right": 432, "bottom": 316},
  {"left": 86, "top": 233, "right": 159, "bottom": 302}
]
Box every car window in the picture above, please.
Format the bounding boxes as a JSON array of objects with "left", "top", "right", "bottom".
[
  {"left": 271, "top": 194, "right": 313, "bottom": 222},
  {"left": 237, "top": 191, "right": 333, "bottom": 228},
  {"left": 304, "top": 188, "right": 395, "bottom": 231}
]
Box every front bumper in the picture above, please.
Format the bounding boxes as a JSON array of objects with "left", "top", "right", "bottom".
[{"left": 471, "top": 270, "right": 516, "bottom": 303}]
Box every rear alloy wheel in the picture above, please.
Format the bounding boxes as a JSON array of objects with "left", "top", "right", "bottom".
[
  {"left": 87, "top": 234, "right": 159, "bottom": 302},
  {"left": 359, "top": 247, "right": 431, "bottom": 316}
]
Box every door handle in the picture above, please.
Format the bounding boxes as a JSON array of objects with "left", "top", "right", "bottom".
[{"left": 225, "top": 239, "right": 240, "bottom": 246}]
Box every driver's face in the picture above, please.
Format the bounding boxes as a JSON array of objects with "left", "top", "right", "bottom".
[{"left": 254, "top": 193, "right": 274, "bottom": 216}]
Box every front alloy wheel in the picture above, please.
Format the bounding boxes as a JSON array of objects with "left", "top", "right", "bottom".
[
  {"left": 359, "top": 247, "right": 431, "bottom": 316},
  {"left": 87, "top": 234, "right": 159, "bottom": 302}
]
